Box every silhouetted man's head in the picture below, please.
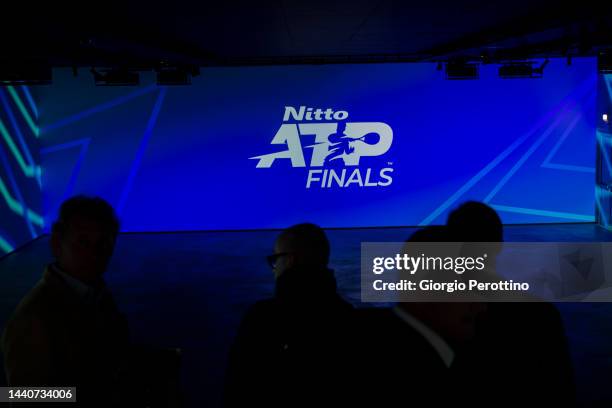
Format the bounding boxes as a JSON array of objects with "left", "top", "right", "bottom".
[
  {"left": 447, "top": 201, "right": 503, "bottom": 242},
  {"left": 50, "top": 196, "right": 120, "bottom": 285},
  {"left": 270, "top": 223, "right": 330, "bottom": 278}
]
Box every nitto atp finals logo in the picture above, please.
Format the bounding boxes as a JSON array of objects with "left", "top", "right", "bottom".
[{"left": 250, "top": 106, "right": 394, "bottom": 189}]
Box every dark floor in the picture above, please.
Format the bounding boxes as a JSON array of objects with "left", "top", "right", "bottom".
[{"left": 1, "top": 223, "right": 612, "bottom": 407}]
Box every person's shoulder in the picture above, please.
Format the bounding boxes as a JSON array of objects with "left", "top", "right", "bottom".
[
  {"left": 240, "top": 298, "right": 280, "bottom": 323},
  {"left": 355, "top": 306, "right": 394, "bottom": 318},
  {"left": 247, "top": 298, "right": 278, "bottom": 312},
  {"left": 489, "top": 301, "right": 561, "bottom": 320},
  {"left": 355, "top": 306, "right": 399, "bottom": 329},
  {"left": 326, "top": 295, "right": 355, "bottom": 317},
  {"left": 521, "top": 301, "right": 563, "bottom": 329},
  {"left": 2, "top": 282, "right": 50, "bottom": 348},
  {"left": 4, "top": 269, "right": 72, "bottom": 330},
  {"left": 485, "top": 301, "right": 565, "bottom": 337},
  {"left": 230, "top": 299, "right": 283, "bottom": 344},
  {"left": 9, "top": 278, "right": 52, "bottom": 320}
]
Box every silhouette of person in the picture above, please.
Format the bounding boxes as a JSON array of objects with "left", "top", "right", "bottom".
[
  {"left": 446, "top": 201, "right": 576, "bottom": 407},
  {"left": 325, "top": 121, "right": 351, "bottom": 164},
  {"left": 1, "top": 196, "right": 130, "bottom": 407},
  {"left": 325, "top": 122, "right": 382, "bottom": 166},
  {"left": 358, "top": 225, "right": 488, "bottom": 407},
  {"left": 224, "top": 223, "right": 356, "bottom": 408}
]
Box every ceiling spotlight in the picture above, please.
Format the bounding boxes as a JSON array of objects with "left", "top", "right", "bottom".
[
  {"left": 499, "top": 60, "right": 548, "bottom": 79},
  {"left": 444, "top": 61, "right": 479, "bottom": 80},
  {"left": 0, "top": 64, "right": 52, "bottom": 86},
  {"left": 156, "top": 67, "right": 192, "bottom": 86},
  {"left": 91, "top": 68, "right": 139, "bottom": 86}
]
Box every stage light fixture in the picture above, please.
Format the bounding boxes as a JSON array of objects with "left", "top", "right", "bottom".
[
  {"left": 0, "top": 65, "right": 52, "bottom": 85},
  {"left": 444, "top": 61, "right": 479, "bottom": 80},
  {"left": 498, "top": 60, "right": 548, "bottom": 79},
  {"left": 91, "top": 68, "right": 139, "bottom": 86},
  {"left": 156, "top": 67, "right": 192, "bottom": 85}
]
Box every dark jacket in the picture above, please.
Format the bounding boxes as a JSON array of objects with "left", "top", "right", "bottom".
[
  {"left": 357, "top": 308, "right": 457, "bottom": 407},
  {"left": 357, "top": 303, "right": 576, "bottom": 407},
  {"left": 224, "top": 265, "right": 357, "bottom": 408},
  {"left": 1, "top": 266, "right": 130, "bottom": 407},
  {"left": 471, "top": 302, "right": 576, "bottom": 407}
]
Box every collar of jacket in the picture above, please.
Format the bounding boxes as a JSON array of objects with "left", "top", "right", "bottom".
[{"left": 44, "top": 264, "right": 110, "bottom": 307}]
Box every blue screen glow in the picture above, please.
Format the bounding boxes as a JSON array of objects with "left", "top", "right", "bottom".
[{"left": 34, "top": 59, "right": 597, "bottom": 231}]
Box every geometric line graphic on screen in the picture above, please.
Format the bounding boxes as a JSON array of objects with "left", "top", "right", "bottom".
[
  {"left": 420, "top": 76, "right": 597, "bottom": 226},
  {"left": 39, "top": 85, "right": 164, "bottom": 230},
  {"left": 0, "top": 85, "right": 42, "bottom": 255},
  {"left": 595, "top": 74, "right": 612, "bottom": 227}
]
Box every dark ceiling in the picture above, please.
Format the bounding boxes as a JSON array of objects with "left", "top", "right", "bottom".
[{"left": 2, "top": 1, "right": 611, "bottom": 67}]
